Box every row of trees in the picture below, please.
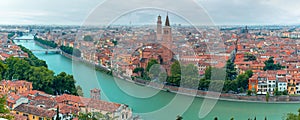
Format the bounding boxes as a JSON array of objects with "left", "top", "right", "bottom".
[
  {"left": 19, "top": 45, "right": 48, "bottom": 67},
  {"left": 7, "top": 32, "right": 15, "bottom": 39},
  {"left": 133, "top": 59, "right": 201, "bottom": 89},
  {"left": 60, "top": 45, "right": 81, "bottom": 57},
  {"left": 198, "top": 60, "right": 253, "bottom": 93},
  {"left": 134, "top": 56, "right": 284, "bottom": 93},
  {"left": 33, "top": 36, "right": 82, "bottom": 58},
  {"left": 77, "top": 112, "right": 117, "bottom": 120},
  {"left": 0, "top": 56, "right": 78, "bottom": 96},
  {"left": 34, "top": 36, "right": 58, "bottom": 48}
]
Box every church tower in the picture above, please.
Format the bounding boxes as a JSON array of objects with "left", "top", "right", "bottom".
[
  {"left": 90, "top": 88, "right": 101, "bottom": 100},
  {"left": 163, "top": 14, "right": 172, "bottom": 48},
  {"left": 156, "top": 15, "right": 162, "bottom": 41}
]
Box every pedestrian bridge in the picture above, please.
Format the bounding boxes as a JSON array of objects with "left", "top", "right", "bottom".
[{"left": 31, "top": 49, "right": 61, "bottom": 54}]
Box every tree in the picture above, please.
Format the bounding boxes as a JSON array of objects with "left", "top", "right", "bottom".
[
  {"left": 285, "top": 113, "right": 298, "bottom": 120},
  {"left": 60, "top": 45, "right": 81, "bottom": 57},
  {"left": 283, "top": 90, "right": 288, "bottom": 95},
  {"left": 1, "top": 54, "right": 78, "bottom": 96},
  {"left": 236, "top": 74, "right": 248, "bottom": 89},
  {"left": 77, "top": 112, "right": 117, "bottom": 120},
  {"left": 76, "top": 85, "right": 84, "bottom": 97},
  {"left": 56, "top": 106, "right": 60, "bottom": 120},
  {"left": 83, "top": 35, "right": 94, "bottom": 41},
  {"left": 264, "top": 57, "right": 283, "bottom": 71},
  {"left": 34, "top": 36, "right": 58, "bottom": 48},
  {"left": 181, "top": 64, "right": 199, "bottom": 89},
  {"left": 176, "top": 115, "right": 183, "bottom": 120},
  {"left": 171, "top": 61, "right": 181, "bottom": 76},
  {"left": 284, "top": 109, "right": 300, "bottom": 120},
  {"left": 19, "top": 45, "right": 47, "bottom": 67},
  {"left": 167, "top": 61, "right": 181, "bottom": 86},
  {"left": 244, "top": 52, "right": 256, "bottom": 61},
  {"left": 204, "top": 66, "right": 212, "bottom": 80},
  {"left": 266, "top": 92, "right": 270, "bottom": 102},
  {"left": 226, "top": 60, "right": 237, "bottom": 80},
  {"left": 0, "top": 96, "right": 14, "bottom": 120},
  {"left": 167, "top": 74, "right": 181, "bottom": 86},
  {"left": 274, "top": 87, "right": 280, "bottom": 96},
  {"left": 0, "top": 62, "right": 7, "bottom": 80},
  {"left": 26, "top": 66, "right": 55, "bottom": 94},
  {"left": 78, "top": 112, "right": 96, "bottom": 120},
  {"left": 223, "top": 80, "right": 238, "bottom": 92},
  {"left": 209, "top": 80, "right": 224, "bottom": 92},
  {"left": 133, "top": 67, "right": 145, "bottom": 78},
  {"left": 247, "top": 90, "right": 252, "bottom": 96},
  {"left": 53, "top": 72, "right": 78, "bottom": 95},
  {"left": 146, "top": 59, "right": 158, "bottom": 72},
  {"left": 198, "top": 78, "right": 210, "bottom": 90},
  {"left": 112, "top": 40, "right": 118, "bottom": 46},
  {"left": 4, "top": 57, "right": 31, "bottom": 80},
  {"left": 214, "top": 117, "right": 218, "bottom": 120}
]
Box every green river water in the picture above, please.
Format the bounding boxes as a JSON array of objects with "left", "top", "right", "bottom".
[{"left": 14, "top": 39, "right": 300, "bottom": 120}]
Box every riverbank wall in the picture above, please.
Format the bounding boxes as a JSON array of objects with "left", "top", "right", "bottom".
[
  {"left": 33, "top": 40, "right": 300, "bottom": 103},
  {"left": 133, "top": 78, "right": 300, "bottom": 103}
]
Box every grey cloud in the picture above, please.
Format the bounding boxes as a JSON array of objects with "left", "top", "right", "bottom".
[{"left": 0, "top": 0, "right": 299, "bottom": 25}]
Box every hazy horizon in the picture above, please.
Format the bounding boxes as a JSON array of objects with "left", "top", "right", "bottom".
[{"left": 1, "top": 0, "right": 300, "bottom": 26}]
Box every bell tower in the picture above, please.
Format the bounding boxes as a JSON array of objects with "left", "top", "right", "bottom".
[
  {"left": 163, "top": 14, "right": 172, "bottom": 48},
  {"left": 157, "top": 15, "right": 162, "bottom": 41}
]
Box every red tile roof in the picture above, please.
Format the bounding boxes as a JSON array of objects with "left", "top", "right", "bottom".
[{"left": 14, "top": 104, "right": 56, "bottom": 118}]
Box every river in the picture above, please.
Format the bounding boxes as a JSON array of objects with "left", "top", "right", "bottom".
[{"left": 14, "top": 38, "right": 300, "bottom": 120}]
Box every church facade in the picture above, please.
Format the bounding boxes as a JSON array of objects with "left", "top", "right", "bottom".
[{"left": 131, "top": 15, "right": 175, "bottom": 75}]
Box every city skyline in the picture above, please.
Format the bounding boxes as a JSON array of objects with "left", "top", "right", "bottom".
[{"left": 1, "top": 0, "right": 300, "bottom": 25}]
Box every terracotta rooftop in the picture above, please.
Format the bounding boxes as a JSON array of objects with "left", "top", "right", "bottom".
[
  {"left": 86, "top": 99, "right": 121, "bottom": 112},
  {"left": 56, "top": 94, "right": 122, "bottom": 112},
  {"left": 14, "top": 104, "right": 56, "bottom": 118},
  {"left": 7, "top": 92, "right": 21, "bottom": 104}
]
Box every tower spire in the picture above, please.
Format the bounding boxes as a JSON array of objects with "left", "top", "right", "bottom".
[{"left": 165, "top": 13, "right": 170, "bottom": 26}]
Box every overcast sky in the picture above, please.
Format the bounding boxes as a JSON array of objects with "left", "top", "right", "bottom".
[{"left": 0, "top": 0, "right": 300, "bottom": 25}]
